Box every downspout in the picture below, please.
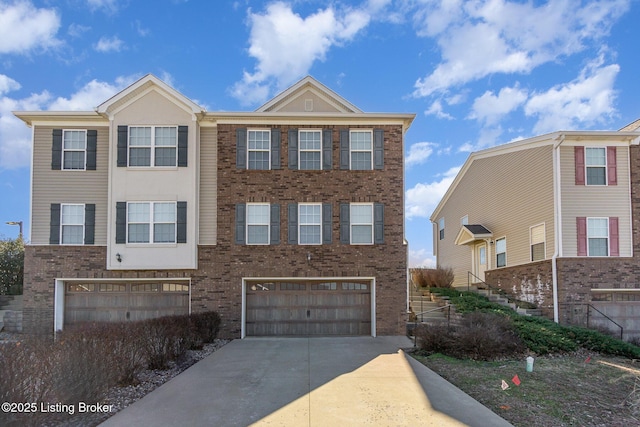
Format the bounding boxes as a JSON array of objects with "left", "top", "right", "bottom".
[{"left": 551, "top": 135, "right": 565, "bottom": 323}]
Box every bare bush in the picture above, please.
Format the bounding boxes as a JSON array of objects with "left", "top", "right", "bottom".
[
  {"left": 412, "top": 266, "right": 455, "bottom": 289},
  {"left": 415, "top": 312, "right": 526, "bottom": 361}
]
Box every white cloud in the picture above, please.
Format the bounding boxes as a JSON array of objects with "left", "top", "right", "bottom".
[
  {"left": 231, "top": 1, "right": 370, "bottom": 105},
  {"left": 0, "top": 1, "right": 61, "bottom": 54},
  {"left": 86, "top": 0, "right": 120, "bottom": 14},
  {"left": 468, "top": 85, "right": 528, "bottom": 126},
  {"left": 68, "top": 23, "right": 91, "bottom": 38},
  {"left": 424, "top": 99, "right": 453, "bottom": 120},
  {"left": 525, "top": 57, "right": 619, "bottom": 134},
  {"left": 94, "top": 36, "right": 124, "bottom": 53},
  {"left": 412, "top": 0, "right": 629, "bottom": 97},
  {"left": 406, "top": 141, "right": 436, "bottom": 167},
  {"left": 408, "top": 248, "right": 436, "bottom": 268},
  {"left": 1, "top": 75, "right": 135, "bottom": 170},
  {"left": 459, "top": 126, "right": 504, "bottom": 153},
  {"left": 0, "top": 75, "right": 20, "bottom": 96},
  {"left": 406, "top": 166, "right": 461, "bottom": 219}
]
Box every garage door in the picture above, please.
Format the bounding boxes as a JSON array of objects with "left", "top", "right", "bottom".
[
  {"left": 245, "top": 279, "right": 371, "bottom": 336},
  {"left": 64, "top": 281, "right": 189, "bottom": 325}
]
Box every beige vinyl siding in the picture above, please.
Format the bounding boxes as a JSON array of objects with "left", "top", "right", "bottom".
[
  {"left": 560, "top": 144, "right": 632, "bottom": 257},
  {"left": 435, "top": 145, "right": 555, "bottom": 287},
  {"left": 31, "top": 125, "right": 109, "bottom": 245},
  {"left": 267, "top": 89, "right": 342, "bottom": 113},
  {"left": 199, "top": 127, "right": 217, "bottom": 244}
]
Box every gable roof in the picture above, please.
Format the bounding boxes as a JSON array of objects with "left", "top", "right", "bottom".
[
  {"left": 455, "top": 225, "right": 493, "bottom": 246},
  {"left": 255, "top": 76, "right": 363, "bottom": 113},
  {"left": 96, "top": 74, "right": 204, "bottom": 118}
]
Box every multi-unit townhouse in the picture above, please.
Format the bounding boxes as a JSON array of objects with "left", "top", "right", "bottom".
[
  {"left": 14, "top": 75, "right": 415, "bottom": 338},
  {"left": 430, "top": 121, "right": 640, "bottom": 338}
]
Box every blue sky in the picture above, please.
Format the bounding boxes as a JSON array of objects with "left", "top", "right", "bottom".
[{"left": 0, "top": 0, "right": 639, "bottom": 267}]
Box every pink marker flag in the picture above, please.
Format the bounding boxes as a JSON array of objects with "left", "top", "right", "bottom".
[
  {"left": 585, "top": 356, "right": 591, "bottom": 363},
  {"left": 512, "top": 375, "right": 521, "bottom": 386},
  {"left": 501, "top": 380, "right": 509, "bottom": 390}
]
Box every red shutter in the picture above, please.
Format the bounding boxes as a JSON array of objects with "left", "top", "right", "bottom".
[
  {"left": 607, "top": 146, "right": 617, "bottom": 185},
  {"left": 577, "top": 217, "right": 587, "bottom": 256},
  {"left": 575, "top": 146, "right": 585, "bottom": 185},
  {"left": 609, "top": 217, "right": 619, "bottom": 256}
]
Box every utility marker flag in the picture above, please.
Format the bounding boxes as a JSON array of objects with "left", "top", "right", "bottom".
[
  {"left": 585, "top": 356, "right": 591, "bottom": 363},
  {"left": 501, "top": 380, "right": 509, "bottom": 390},
  {"left": 512, "top": 375, "right": 521, "bottom": 386}
]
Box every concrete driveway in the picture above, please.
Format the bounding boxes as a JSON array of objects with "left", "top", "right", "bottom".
[{"left": 100, "top": 337, "right": 513, "bottom": 427}]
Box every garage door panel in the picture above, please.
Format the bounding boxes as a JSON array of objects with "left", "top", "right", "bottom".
[
  {"left": 65, "top": 282, "right": 189, "bottom": 326},
  {"left": 246, "top": 280, "right": 371, "bottom": 336}
]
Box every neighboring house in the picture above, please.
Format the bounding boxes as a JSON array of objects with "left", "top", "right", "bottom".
[
  {"left": 431, "top": 121, "right": 640, "bottom": 338},
  {"left": 15, "top": 75, "right": 415, "bottom": 338}
]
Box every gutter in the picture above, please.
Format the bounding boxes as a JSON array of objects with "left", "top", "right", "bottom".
[{"left": 551, "top": 135, "right": 565, "bottom": 323}]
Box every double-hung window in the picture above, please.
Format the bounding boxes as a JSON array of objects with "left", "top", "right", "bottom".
[
  {"left": 438, "top": 217, "right": 445, "bottom": 240},
  {"left": 248, "top": 130, "right": 271, "bottom": 170},
  {"left": 61, "top": 204, "right": 85, "bottom": 244},
  {"left": 350, "top": 130, "right": 373, "bottom": 170},
  {"left": 496, "top": 238, "right": 507, "bottom": 267},
  {"left": 350, "top": 204, "right": 373, "bottom": 244},
  {"left": 585, "top": 147, "right": 606, "bottom": 185},
  {"left": 247, "top": 203, "right": 270, "bottom": 244},
  {"left": 299, "top": 203, "right": 321, "bottom": 245},
  {"left": 63, "top": 130, "right": 87, "bottom": 170},
  {"left": 299, "top": 130, "right": 322, "bottom": 170},
  {"left": 530, "top": 224, "right": 545, "bottom": 261},
  {"left": 129, "top": 126, "right": 177, "bottom": 167},
  {"left": 127, "top": 202, "right": 176, "bottom": 243},
  {"left": 587, "top": 218, "right": 609, "bottom": 256}
]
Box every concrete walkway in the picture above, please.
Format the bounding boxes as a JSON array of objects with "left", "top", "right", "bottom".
[{"left": 100, "top": 337, "right": 513, "bottom": 427}]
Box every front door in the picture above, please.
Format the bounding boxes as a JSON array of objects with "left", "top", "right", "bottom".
[{"left": 473, "top": 243, "right": 487, "bottom": 283}]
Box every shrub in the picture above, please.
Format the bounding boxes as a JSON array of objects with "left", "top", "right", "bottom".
[
  {"left": 412, "top": 267, "right": 454, "bottom": 289},
  {"left": 415, "top": 312, "right": 526, "bottom": 361},
  {"left": 190, "top": 311, "right": 221, "bottom": 344}
]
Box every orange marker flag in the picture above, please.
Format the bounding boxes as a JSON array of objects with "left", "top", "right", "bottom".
[{"left": 512, "top": 375, "right": 521, "bottom": 386}]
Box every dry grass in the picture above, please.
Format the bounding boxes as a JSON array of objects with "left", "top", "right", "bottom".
[{"left": 413, "top": 351, "right": 640, "bottom": 427}]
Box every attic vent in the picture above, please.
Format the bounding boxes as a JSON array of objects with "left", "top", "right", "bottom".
[{"left": 304, "top": 99, "right": 313, "bottom": 112}]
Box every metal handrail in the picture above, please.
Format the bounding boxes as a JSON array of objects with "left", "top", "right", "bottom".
[
  {"left": 411, "top": 303, "right": 452, "bottom": 347},
  {"left": 559, "top": 303, "right": 624, "bottom": 340}
]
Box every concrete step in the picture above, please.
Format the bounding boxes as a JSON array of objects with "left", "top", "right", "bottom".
[{"left": 0, "top": 295, "right": 23, "bottom": 311}]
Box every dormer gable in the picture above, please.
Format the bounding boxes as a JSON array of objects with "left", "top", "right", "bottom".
[
  {"left": 256, "top": 76, "right": 362, "bottom": 114},
  {"left": 96, "top": 74, "right": 203, "bottom": 120}
]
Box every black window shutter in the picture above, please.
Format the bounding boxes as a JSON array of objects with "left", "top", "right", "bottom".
[
  {"left": 50, "top": 203, "right": 61, "bottom": 244},
  {"left": 177, "top": 201, "right": 187, "bottom": 243},
  {"left": 236, "top": 128, "right": 247, "bottom": 169},
  {"left": 178, "top": 126, "right": 188, "bottom": 167},
  {"left": 271, "top": 128, "right": 281, "bottom": 170},
  {"left": 116, "top": 202, "right": 126, "bottom": 244},
  {"left": 52, "top": 129, "right": 62, "bottom": 170},
  {"left": 117, "top": 126, "right": 128, "bottom": 167},
  {"left": 340, "top": 203, "right": 350, "bottom": 244},
  {"left": 270, "top": 204, "right": 280, "bottom": 244},
  {"left": 288, "top": 203, "right": 298, "bottom": 244},
  {"left": 288, "top": 129, "right": 298, "bottom": 170},
  {"left": 86, "top": 130, "right": 97, "bottom": 170},
  {"left": 323, "top": 129, "right": 333, "bottom": 170},
  {"left": 374, "top": 203, "right": 384, "bottom": 244},
  {"left": 235, "top": 204, "right": 246, "bottom": 244},
  {"left": 339, "top": 130, "right": 350, "bottom": 170},
  {"left": 322, "top": 203, "right": 332, "bottom": 244},
  {"left": 374, "top": 129, "right": 384, "bottom": 170},
  {"left": 84, "top": 204, "right": 95, "bottom": 245}
]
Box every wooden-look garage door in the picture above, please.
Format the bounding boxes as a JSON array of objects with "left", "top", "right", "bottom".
[
  {"left": 64, "top": 282, "right": 189, "bottom": 325},
  {"left": 245, "top": 280, "right": 371, "bottom": 336}
]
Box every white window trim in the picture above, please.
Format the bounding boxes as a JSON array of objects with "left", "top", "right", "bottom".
[
  {"left": 438, "top": 217, "right": 445, "bottom": 240},
  {"left": 585, "top": 147, "right": 608, "bottom": 186},
  {"left": 298, "top": 203, "right": 322, "bottom": 245},
  {"left": 495, "top": 236, "right": 507, "bottom": 268},
  {"left": 128, "top": 125, "right": 178, "bottom": 168},
  {"left": 126, "top": 201, "right": 177, "bottom": 244},
  {"left": 461, "top": 215, "right": 468, "bottom": 226},
  {"left": 587, "top": 217, "right": 609, "bottom": 257},
  {"left": 247, "top": 129, "right": 272, "bottom": 171},
  {"left": 246, "top": 203, "right": 271, "bottom": 245},
  {"left": 529, "top": 223, "right": 546, "bottom": 262},
  {"left": 350, "top": 203, "right": 374, "bottom": 245},
  {"left": 298, "top": 129, "right": 322, "bottom": 171},
  {"left": 62, "top": 129, "right": 87, "bottom": 171},
  {"left": 60, "top": 203, "right": 85, "bottom": 245},
  {"left": 349, "top": 129, "right": 373, "bottom": 170}
]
